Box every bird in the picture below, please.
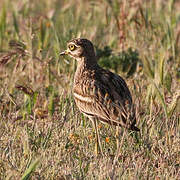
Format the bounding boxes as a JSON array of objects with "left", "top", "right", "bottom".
[{"left": 60, "top": 38, "right": 139, "bottom": 154}]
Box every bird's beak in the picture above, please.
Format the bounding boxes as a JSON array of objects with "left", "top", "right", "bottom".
[{"left": 60, "top": 50, "right": 69, "bottom": 56}]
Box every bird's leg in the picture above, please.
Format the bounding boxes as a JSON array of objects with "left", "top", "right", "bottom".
[
  {"left": 90, "top": 117, "right": 103, "bottom": 156},
  {"left": 116, "top": 126, "right": 120, "bottom": 150}
]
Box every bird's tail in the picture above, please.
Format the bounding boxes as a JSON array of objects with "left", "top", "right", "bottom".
[{"left": 130, "top": 125, "right": 140, "bottom": 132}]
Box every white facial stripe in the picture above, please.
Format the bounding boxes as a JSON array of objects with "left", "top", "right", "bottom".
[
  {"left": 68, "top": 42, "right": 80, "bottom": 48},
  {"left": 69, "top": 42, "right": 76, "bottom": 45},
  {"left": 74, "top": 92, "right": 92, "bottom": 103}
]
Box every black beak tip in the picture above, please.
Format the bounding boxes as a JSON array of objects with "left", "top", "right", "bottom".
[{"left": 60, "top": 51, "right": 66, "bottom": 56}]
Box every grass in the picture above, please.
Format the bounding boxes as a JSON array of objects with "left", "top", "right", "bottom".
[{"left": 0, "top": 0, "right": 180, "bottom": 179}]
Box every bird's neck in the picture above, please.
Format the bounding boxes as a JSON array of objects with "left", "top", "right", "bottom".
[
  {"left": 74, "top": 56, "right": 97, "bottom": 84},
  {"left": 78, "top": 56, "right": 97, "bottom": 68}
]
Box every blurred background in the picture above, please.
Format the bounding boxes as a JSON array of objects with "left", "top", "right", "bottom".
[{"left": 0, "top": 0, "right": 180, "bottom": 179}]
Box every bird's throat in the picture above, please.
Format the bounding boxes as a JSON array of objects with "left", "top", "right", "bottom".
[{"left": 74, "top": 56, "right": 97, "bottom": 84}]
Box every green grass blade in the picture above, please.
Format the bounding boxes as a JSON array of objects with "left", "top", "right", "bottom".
[
  {"left": 158, "top": 50, "right": 165, "bottom": 85},
  {"left": 12, "top": 10, "right": 19, "bottom": 37},
  {"left": 0, "top": 4, "right": 7, "bottom": 47},
  {"left": 141, "top": 55, "right": 154, "bottom": 79},
  {"left": 167, "top": 90, "right": 180, "bottom": 118},
  {"left": 152, "top": 82, "right": 168, "bottom": 118},
  {"left": 21, "top": 158, "right": 40, "bottom": 180}
]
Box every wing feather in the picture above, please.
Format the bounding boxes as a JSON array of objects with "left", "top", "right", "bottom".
[{"left": 73, "top": 67, "right": 136, "bottom": 129}]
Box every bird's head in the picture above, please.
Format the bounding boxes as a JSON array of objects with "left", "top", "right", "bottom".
[{"left": 60, "top": 38, "right": 96, "bottom": 62}]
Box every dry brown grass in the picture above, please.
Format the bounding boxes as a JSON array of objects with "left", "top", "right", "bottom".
[{"left": 0, "top": 0, "right": 179, "bottom": 179}]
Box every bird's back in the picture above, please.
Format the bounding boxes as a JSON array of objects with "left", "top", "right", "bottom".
[{"left": 73, "top": 63, "right": 139, "bottom": 131}]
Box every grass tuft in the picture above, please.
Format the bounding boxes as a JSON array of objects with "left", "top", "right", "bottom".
[{"left": 0, "top": 0, "right": 179, "bottom": 179}]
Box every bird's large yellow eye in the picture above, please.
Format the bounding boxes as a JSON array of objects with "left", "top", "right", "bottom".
[{"left": 69, "top": 44, "right": 75, "bottom": 51}]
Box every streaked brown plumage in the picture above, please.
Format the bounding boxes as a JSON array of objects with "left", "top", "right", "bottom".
[{"left": 60, "top": 38, "right": 139, "bottom": 131}]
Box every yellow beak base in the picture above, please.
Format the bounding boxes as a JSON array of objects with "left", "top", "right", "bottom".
[{"left": 60, "top": 50, "right": 69, "bottom": 56}]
